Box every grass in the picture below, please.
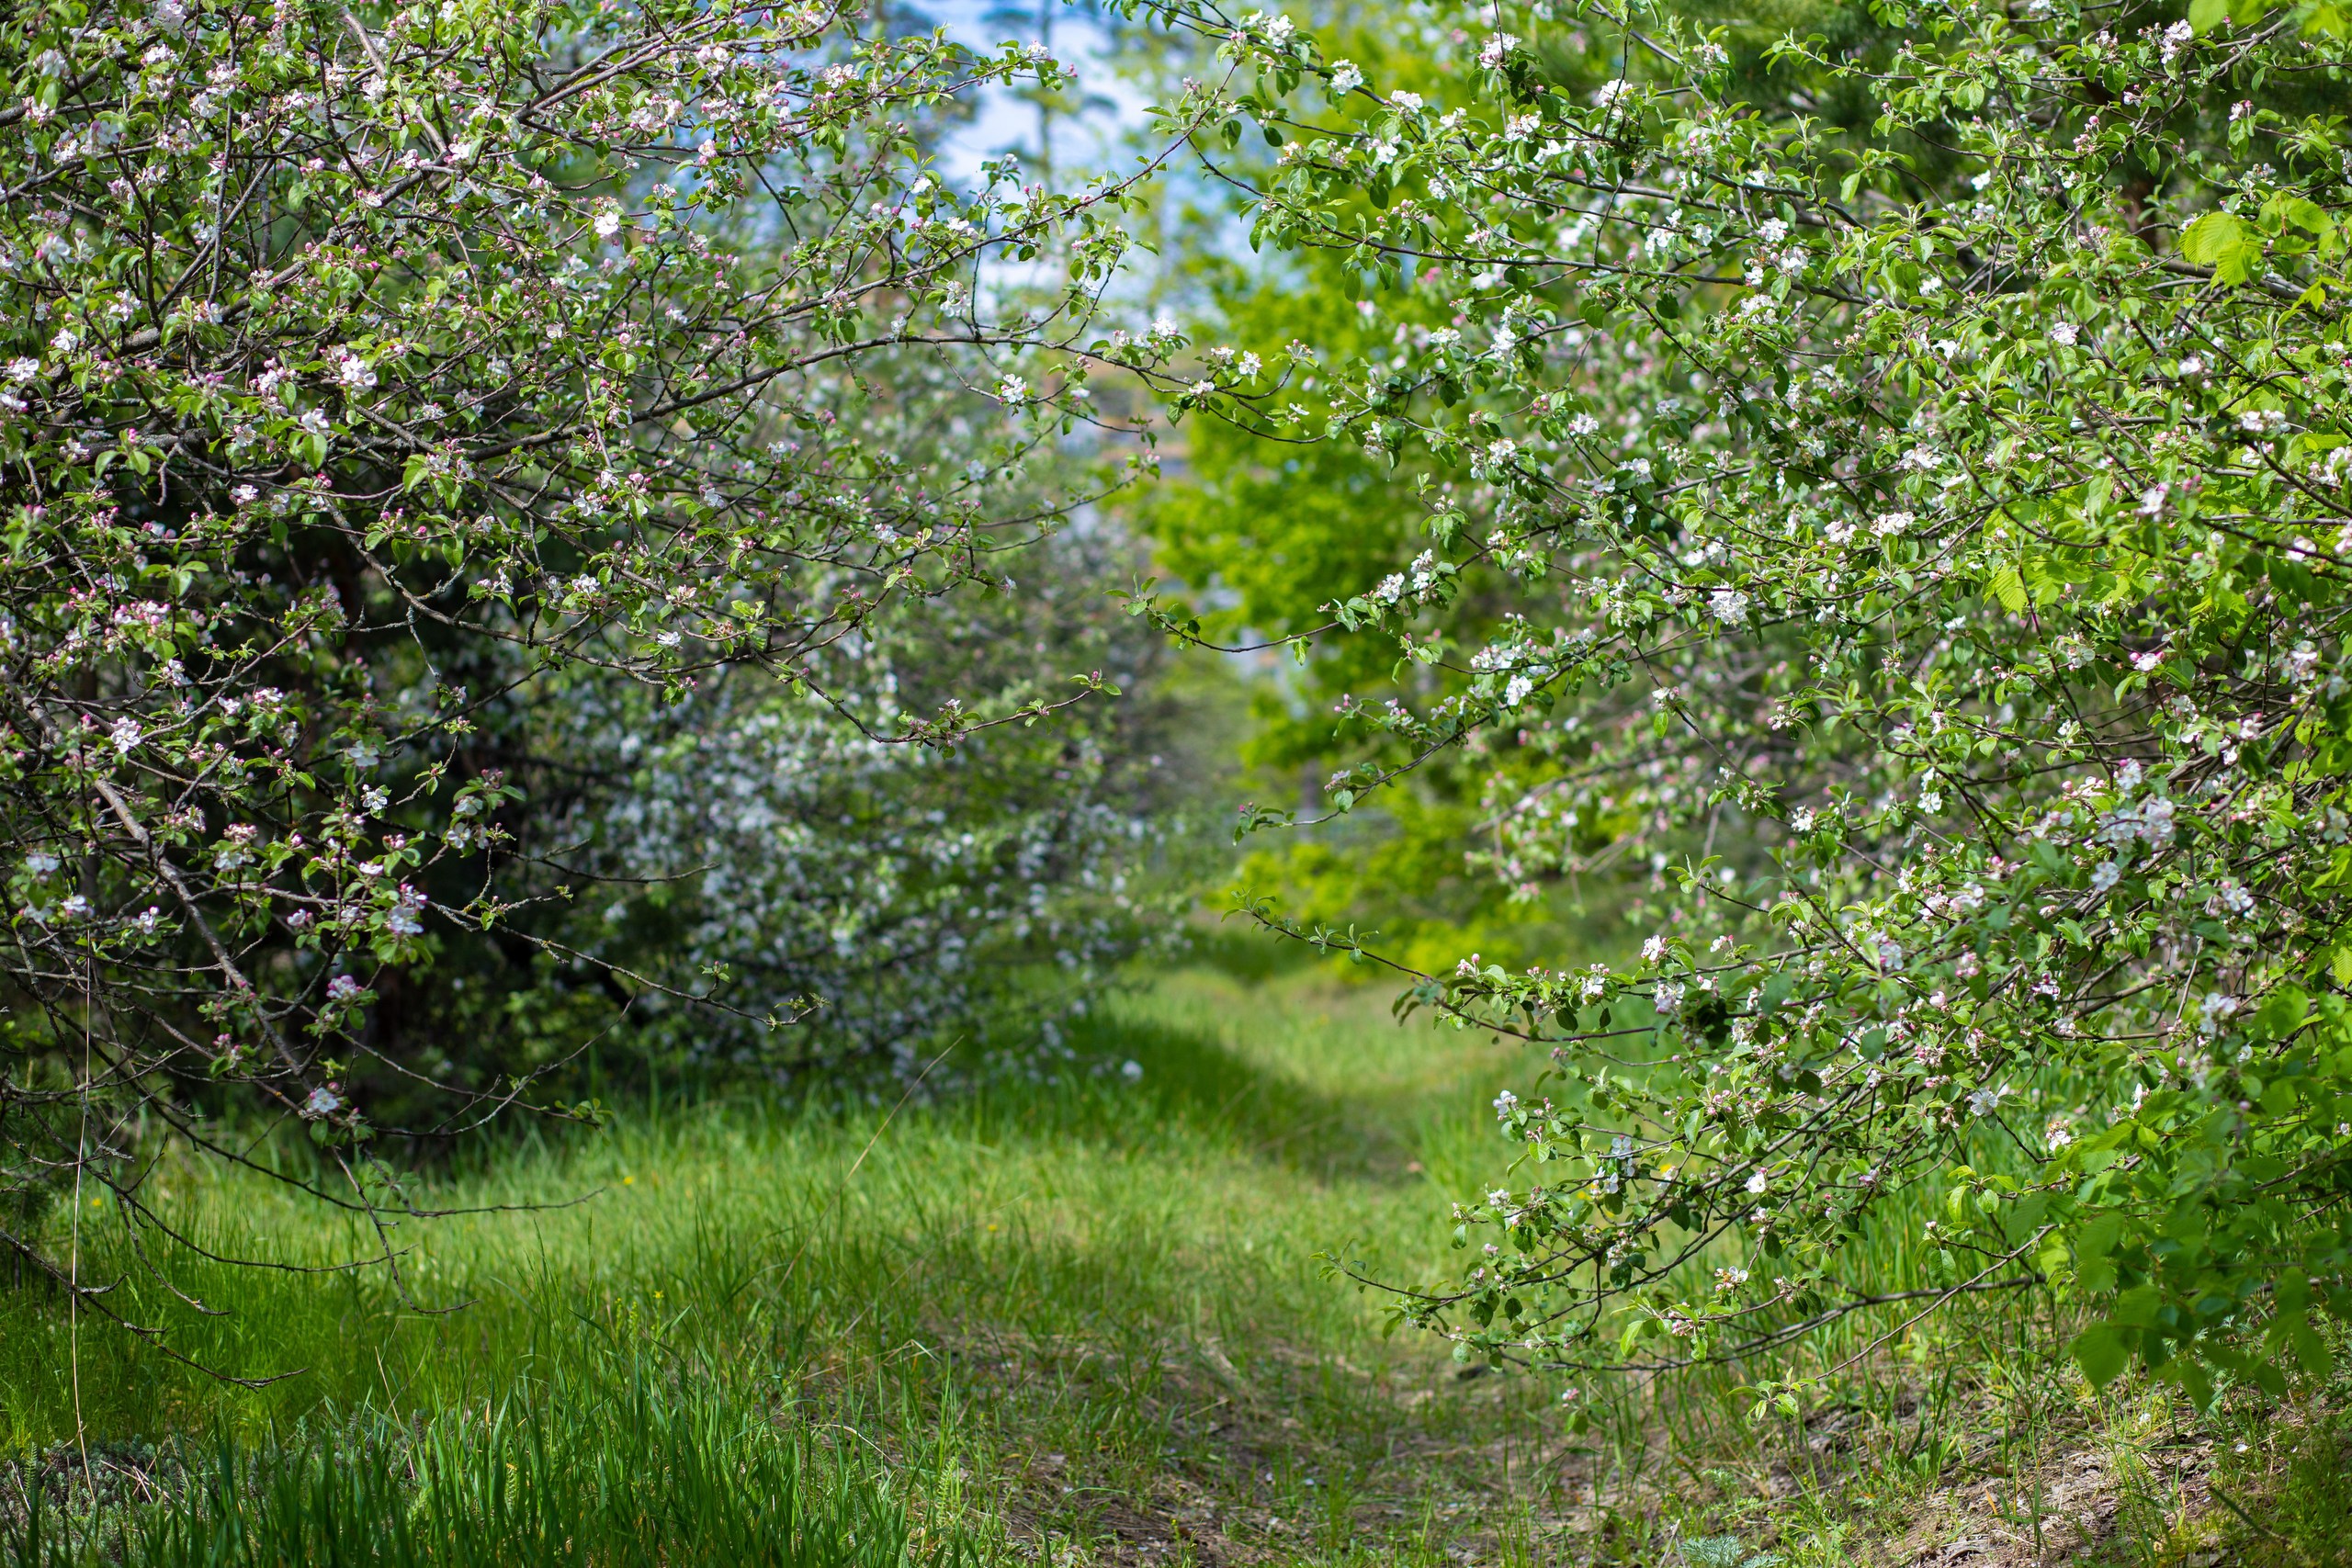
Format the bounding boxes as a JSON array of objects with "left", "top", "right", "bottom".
[
  {"left": 9, "top": 1355, "right": 1003, "bottom": 1568},
  {"left": 4, "top": 962, "right": 2347, "bottom": 1566}
]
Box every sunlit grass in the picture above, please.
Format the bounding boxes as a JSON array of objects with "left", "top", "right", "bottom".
[{"left": 5, "top": 968, "right": 1572, "bottom": 1560}]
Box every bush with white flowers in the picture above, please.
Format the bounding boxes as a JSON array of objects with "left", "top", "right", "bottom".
[
  {"left": 0, "top": 0, "right": 1199, "bottom": 1303},
  {"left": 1166, "top": 0, "right": 2352, "bottom": 1401}
]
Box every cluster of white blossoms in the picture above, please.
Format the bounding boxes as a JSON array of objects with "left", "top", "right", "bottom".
[
  {"left": 0, "top": 0, "right": 1217, "bottom": 1296},
  {"left": 1185, "top": 0, "right": 2352, "bottom": 1397}
]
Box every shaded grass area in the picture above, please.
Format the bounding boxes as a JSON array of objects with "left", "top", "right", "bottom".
[{"left": 4, "top": 966, "right": 2347, "bottom": 1566}]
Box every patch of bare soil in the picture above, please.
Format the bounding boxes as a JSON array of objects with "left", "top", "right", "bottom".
[{"left": 1880, "top": 1442, "right": 2136, "bottom": 1567}]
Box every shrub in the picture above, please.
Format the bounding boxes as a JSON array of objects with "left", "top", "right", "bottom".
[
  {"left": 0, "top": 0, "right": 1193, "bottom": 1316},
  {"left": 1169, "top": 0, "right": 2352, "bottom": 1402}
]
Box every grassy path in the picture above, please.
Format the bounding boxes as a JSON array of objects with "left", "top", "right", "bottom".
[{"left": 4, "top": 969, "right": 2345, "bottom": 1564}]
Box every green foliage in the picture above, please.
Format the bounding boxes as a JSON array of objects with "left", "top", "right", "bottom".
[
  {"left": 1152, "top": 0, "right": 2352, "bottom": 1395},
  {"left": 1679, "top": 1537, "right": 1780, "bottom": 1568},
  {"left": 0, "top": 0, "right": 1203, "bottom": 1316}
]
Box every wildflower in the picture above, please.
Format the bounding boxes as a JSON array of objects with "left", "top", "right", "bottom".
[
  {"left": 303, "top": 1086, "right": 342, "bottom": 1116},
  {"left": 109, "top": 716, "right": 142, "bottom": 755},
  {"left": 326, "top": 975, "right": 364, "bottom": 1003},
  {"left": 1966, "top": 1083, "right": 2012, "bottom": 1117},
  {"left": 1745, "top": 1169, "right": 1769, "bottom": 1193},
  {"left": 1493, "top": 1089, "right": 1520, "bottom": 1120},
  {"left": 1642, "top": 933, "right": 1668, "bottom": 964},
  {"left": 1329, "top": 60, "right": 1363, "bottom": 92},
  {"left": 2049, "top": 321, "right": 2078, "bottom": 346},
  {"left": 1708, "top": 588, "right": 1751, "bottom": 626},
  {"left": 2090, "top": 862, "right": 2120, "bottom": 892}
]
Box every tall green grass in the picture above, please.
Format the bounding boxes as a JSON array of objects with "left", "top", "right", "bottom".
[
  {"left": 10, "top": 1349, "right": 996, "bottom": 1568},
  {"left": 5, "top": 970, "right": 1561, "bottom": 1557},
  {"left": 5, "top": 964, "right": 2260, "bottom": 1566},
  {"left": 5, "top": 970, "right": 1512, "bottom": 1432}
]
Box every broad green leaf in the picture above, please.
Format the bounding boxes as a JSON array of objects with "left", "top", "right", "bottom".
[
  {"left": 2073, "top": 1325, "right": 2130, "bottom": 1388},
  {"left": 2180, "top": 211, "right": 2258, "bottom": 283}
]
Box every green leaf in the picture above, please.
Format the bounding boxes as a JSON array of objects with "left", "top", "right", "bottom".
[
  {"left": 2267, "top": 193, "right": 2333, "bottom": 236},
  {"left": 2175, "top": 1358, "right": 2216, "bottom": 1412},
  {"left": 2253, "top": 988, "right": 2311, "bottom": 1040},
  {"left": 2188, "top": 0, "right": 2228, "bottom": 31},
  {"left": 2180, "top": 211, "right": 2258, "bottom": 284},
  {"left": 2290, "top": 1314, "right": 2333, "bottom": 1375},
  {"left": 2074, "top": 1325, "right": 2130, "bottom": 1388}
]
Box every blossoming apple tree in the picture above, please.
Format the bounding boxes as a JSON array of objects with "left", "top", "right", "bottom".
[
  {"left": 0, "top": 0, "right": 1193, "bottom": 1323},
  {"left": 1154, "top": 0, "right": 2352, "bottom": 1399}
]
